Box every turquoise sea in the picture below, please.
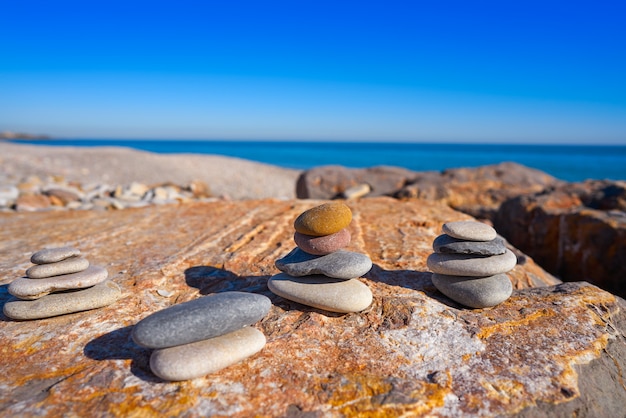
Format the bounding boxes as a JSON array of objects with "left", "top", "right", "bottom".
[{"left": 10, "top": 139, "right": 626, "bottom": 182}]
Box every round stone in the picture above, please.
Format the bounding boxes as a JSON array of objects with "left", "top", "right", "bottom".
[
  {"left": 442, "top": 221, "right": 497, "bottom": 241},
  {"left": 26, "top": 256, "right": 89, "bottom": 279},
  {"left": 427, "top": 249, "right": 517, "bottom": 277},
  {"left": 149, "top": 326, "right": 266, "bottom": 381},
  {"left": 8, "top": 265, "right": 109, "bottom": 300},
  {"left": 3, "top": 281, "right": 122, "bottom": 320},
  {"left": 433, "top": 234, "right": 507, "bottom": 256},
  {"left": 268, "top": 273, "right": 373, "bottom": 313},
  {"left": 432, "top": 273, "right": 513, "bottom": 308},
  {"left": 131, "top": 291, "right": 271, "bottom": 349},
  {"left": 294, "top": 202, "right": 352, "bottom": 236},
  {"left": 275, "top": 247, "right": 372, "bottom": 279},
  {"left": 294, "top": 228, "right": 351, "bottom": 255},
  {"left": 30, "top": 247, "right": 81, "bottom": 264}
]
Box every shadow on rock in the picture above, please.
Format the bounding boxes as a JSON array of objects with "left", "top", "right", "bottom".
[
  {"left": 364, "top": 264, "right": 468, "bottom": 309},
  {"left": 185, "top": 265, "right": 346, "bottom": 317},
  {"left": 0, "top": 284, "right": 13, "bottom": 322},
  {"left": 83, "top": 325, "right": 163, "bottom": 383},
  {"left": 269, "top": 296, "right": 346, "bottom": 318},
  {"left": 184, "top": 265, "right": 271, "bottom": 296}
]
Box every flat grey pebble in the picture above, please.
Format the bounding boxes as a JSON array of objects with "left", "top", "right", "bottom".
[
  {"left": 268, "top": 273, "right": 373, "bottom": 313},
  {"left": 442, "top": 221, "right": 497, "bottom": 241},
  {"left": 26, "top": 256, "right": 89, "bottom": 279},
  {"left": 427, "top": 249, "right": 517, "bottom": 277},
  {"left": 30, "top": 247, "right": 81, "bottom": 264},
  {"left": 3, "top": 281, "right": 122, "bottom": 320},
  {"left": 433, "top": 234, "right": 506, "bottom": 256},
  {"left": 131, "top": 291, "right": 271, "bottom": 349},
  {"left": 8, "top": 265, "right": 108, "bottom": 300},
  {"left": 275, "top": 247, "right": 372, "bottom": 279},
  {"left": 432, "top": 273, "right": 513, "bottom": 308},
  {"left": 150, "top": 326, "right": 266, "bottom": 381}
]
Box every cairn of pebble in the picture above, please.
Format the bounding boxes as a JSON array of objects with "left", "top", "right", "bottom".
[
  {"left": 427, "top": 221, "right": 517, "bottom": 309},
  {"left": 268, "top": 202, "right": 373, "bottom": 313},
  {"left": 131, "top": 291, "right": 271, "bottom": 381},
  {"left": 4, "top": 247, "right": 121, "bottom": 320}
]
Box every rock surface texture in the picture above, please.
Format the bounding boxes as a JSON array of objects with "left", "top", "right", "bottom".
[{"left": 2, "top": 197, "right": 625, "bottom": 417}]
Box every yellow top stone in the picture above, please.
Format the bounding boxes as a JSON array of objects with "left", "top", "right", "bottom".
[{"left": 294, "top": 202, "right": 352, "bottom": 236}]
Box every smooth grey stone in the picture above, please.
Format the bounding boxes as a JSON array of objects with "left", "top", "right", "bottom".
[
  {"left": 26, "top": 256, "right": 89, "bottom": 279},
  {"left": 442, "top": 221, "right": 497, "bottom": 241},
  {"left": 427, "top": 249, "right": 517, "bottom": 277},
  {"left": 433, "top": 234, "right": 506, "bottom": 256},
  {"left": 131, "top": 291, "right": 271, "bottom": 349},
  {"left": 432, "top": 273, "right": 513, "bottom": 308},
  {"left": 275, "top": 248, "right": 372, "bottom": 279},
  {"left": 268, "top": 273, "right": 373, "bottom": 313},
  {"left": 150, "top": 327, "right": 266, "bottom": 381},
  {"left": 3, "top": 281, "right": 121, "bottom": 320},
  {"left": 8, "top": 265, "right": 108, "bottom": 300},
  {"left": 31, "top": 247, "right": 81, "bottom": 264}
]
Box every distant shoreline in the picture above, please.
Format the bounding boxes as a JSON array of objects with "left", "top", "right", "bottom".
[
  {"left": 0, "top": 131, "right": 51, "bottom": 140},
  {"left": 4, "top": 138, "right": 625, "bottom": 182}
]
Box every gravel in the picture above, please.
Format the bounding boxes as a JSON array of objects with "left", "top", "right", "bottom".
[{"left": 0, "top": 141, "right": 301, "bottom": 201}]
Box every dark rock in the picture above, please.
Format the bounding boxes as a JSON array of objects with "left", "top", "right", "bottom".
[
  {"left": 296, "top": 162, "right": 561, "bottom": 221},
  {"left": 296, "top": 165, "right": 417, "bottom": 199},
  {"left": 494, "top": 182, "right": 626, "bottom": 298}
]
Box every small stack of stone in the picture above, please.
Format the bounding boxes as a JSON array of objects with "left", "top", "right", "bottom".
[
  {"left": 268, "top": 202, "right": 373, "bottom": 313},
  {"left": 4, "top": 247, "right": 121, "bottom": 320},
  {"left": 131, "top": 291, "right": 271, "bottom": 381},
  {"left": 427, "top": 221, "right": 517, "bottom": 309}
]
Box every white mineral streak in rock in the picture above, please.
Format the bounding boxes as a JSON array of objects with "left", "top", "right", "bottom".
[
  {"left": 376, "top": 289, "right": 611, "bottom": 416},
  {"left": 380, "top": 298, "right": 485, "bottom": 379}
]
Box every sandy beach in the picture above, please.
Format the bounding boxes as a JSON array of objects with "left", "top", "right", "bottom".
[{"left": 0, "top": 142, "right": 301, "bottom": 200}]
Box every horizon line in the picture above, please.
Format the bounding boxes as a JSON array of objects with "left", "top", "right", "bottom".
[{"left": 4, "top": 137, "right": 626, "bottom": 147}]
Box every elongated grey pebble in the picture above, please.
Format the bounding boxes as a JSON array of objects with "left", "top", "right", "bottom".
[
  {"left": 8, "top": 265, "right": 108, "bottom": 300},
  {"left": 150, "top": 326, "right": 266, "bottom": 381},
  {"left": 30, "top": 247, "right": 81, "bottom": 264},
  {"left": 432, "top": 273, "right": 513, "bottom": 308},
  {"left": 275, "top": 248, "right": 372, "bottom": 279},
  {"left": 433, "top": 234, "right": 506, "bottom": 256},
  {"left": 427, "top": 249, "right": 517, "bottom": 277},
  {"left": 26, "top": 256, "right": 89, "bottom": 279},
  {"left": 442, "top": 221, "right": 497, "bottom": 241},
  {"left": 268, "top": 273, "right": 373, "bottom": 313},
  {"left": 131, "top": 291, "right": 271, "bottom": 349},
  {"left": 3, "top": 281, "right": 121, "bottom": 320}
]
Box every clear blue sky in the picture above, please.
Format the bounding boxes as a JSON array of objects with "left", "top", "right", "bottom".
[{"left": 1, "top": 0, "right": 625, "bottom": 143}]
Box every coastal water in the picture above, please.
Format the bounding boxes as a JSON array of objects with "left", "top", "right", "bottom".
[{"left": 10, "top": 139, "right": 626, "bottom": 182}]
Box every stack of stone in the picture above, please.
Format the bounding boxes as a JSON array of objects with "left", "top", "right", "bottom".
[
  {"left": 268, "top": 202, "right": 373, "bottom": 313},
  {"left": 131, "top": 291, "right": 271, "bottom": 381},
  {"left": 427, "top": 221, "right": 517, "bottom": 309},
  {"left": 4, "top": 247, "right": 121, "bottom": 320}
]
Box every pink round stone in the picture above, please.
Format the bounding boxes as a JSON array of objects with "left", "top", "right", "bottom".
[{"left": 294, "top": 228, "right": 351, "bottom": 255}]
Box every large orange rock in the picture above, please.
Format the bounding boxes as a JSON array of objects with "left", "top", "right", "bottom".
[{"left": 2, "top": 198, "right": 624, "bottom": 417}]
